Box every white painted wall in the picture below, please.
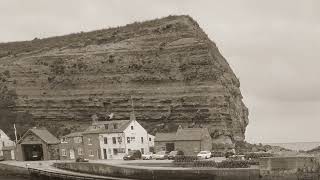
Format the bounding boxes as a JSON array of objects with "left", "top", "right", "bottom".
[
  {"left": 0, "top": 129, "right": 15, "bottom": 156},
  {"left": 99, "top": 120, "right": 154, "bottom": 160}
]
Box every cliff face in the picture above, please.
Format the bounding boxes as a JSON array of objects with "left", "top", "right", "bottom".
[{"left": 0, "top": 15, "right": 248, "bottom": 143}]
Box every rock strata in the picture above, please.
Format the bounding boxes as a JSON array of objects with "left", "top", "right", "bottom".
[{"left": 0, "top": 15, "right": 248, "bottom": 144}]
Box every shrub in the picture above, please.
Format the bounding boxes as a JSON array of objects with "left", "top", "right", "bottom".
[
  {"left": 216, "top": 160, "right": 250, "bottom": 168},
  {"left": 244, "top": 152, "right": 273, "bottom": 160},
  {"left": 193, "top": 160, "right": 217, "bottom": 167},
  {"left": 174, "top": 155, "right": 198, "bottom": 163}
]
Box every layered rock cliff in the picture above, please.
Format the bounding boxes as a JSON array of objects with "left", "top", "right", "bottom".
[{"left": 0, "top": 15, "right": 248, "bottom": 144}]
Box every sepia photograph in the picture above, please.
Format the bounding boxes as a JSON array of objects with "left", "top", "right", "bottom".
[{"left": 0, "top": 0, "right": 319, "bottom": 179}]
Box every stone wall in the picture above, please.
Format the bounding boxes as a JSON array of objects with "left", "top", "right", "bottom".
[{"left": 54, "top": 162, "right": 260, "bottom": 180}]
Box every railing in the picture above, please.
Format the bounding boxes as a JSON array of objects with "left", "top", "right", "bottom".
[{"left": 28, "top": 167, "right": 131, "bottom": 180}]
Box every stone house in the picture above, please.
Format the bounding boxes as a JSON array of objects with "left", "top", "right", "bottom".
[
  {"left": 59, "top": 132, "right": 84, "bottom": 160},
  {"left": 155, "top": 127, "right": 212, "bottom": 155},
  {"left": 16, "top": 127, "right": 60, "bottom": 161},
  {"left": 82, "top": 133, "right": 101, "bottom": 160},
  {"left": 0, "top": 129, "right": 15, "bottom": 160},
  {"left": 86, "top": 113, "right": 154, "bottom": 160}
]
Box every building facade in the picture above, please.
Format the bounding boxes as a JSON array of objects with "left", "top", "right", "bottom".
[
  {"left": 16, "top": 128, "right": 60, "bottom": 161},
  {"left": 0, "top": 129, "right": 15, "bottom": 159},
  {"left": 59, "top": 132, "right": 84, "bottom": 160},
  {"left": 155, "top": 127, "right": 212, "bottom": 155}
]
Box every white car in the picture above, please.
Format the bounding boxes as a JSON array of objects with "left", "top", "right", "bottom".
[
  {"left": 152, "top": 151, "right": 169, "bottom": 160},
  {"left": 142, "top": 152, "right": 154, "bottom": 160},
  {"left": 197, "top": 151, "right": 211, "bottom": 159}
]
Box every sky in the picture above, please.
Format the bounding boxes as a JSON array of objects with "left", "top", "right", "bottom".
[{"left": 0, "top": 0, "right": 319, "bottom": 143}]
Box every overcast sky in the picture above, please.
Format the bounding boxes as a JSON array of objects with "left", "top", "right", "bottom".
[{"left": 1, "top": 0, "right": 319, "bottom": 143}]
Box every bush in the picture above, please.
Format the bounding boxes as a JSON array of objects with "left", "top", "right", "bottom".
[
  {"left": 244, "top": 152, "right": 273, "bottom": 160},
  {"left": 174, "top": 155, "right": 198, "bottom": 163},
  {"left": 193, "top": 160, "right": 217, "bottom": 167},
  {"left": 216, "top": 160, "right": 250, "bottom": 168}
]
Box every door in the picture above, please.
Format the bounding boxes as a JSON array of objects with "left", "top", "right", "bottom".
[
  {"left": 70, "top": 149, "right": 75, "bottom": 159},
  {"left": 103, "top": 149, "right": 107, "bottom": 159},
  {"left": 11, "top": 150, "right": 15, "bottom": 160},
  {"left": 165, "top": 143, "right": 175, "bottom": 152}
]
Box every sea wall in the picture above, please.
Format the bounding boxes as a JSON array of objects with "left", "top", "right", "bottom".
[
  {"left": 259, "top": 156, "right": 320, "bottom": 180},
  {"left": 54, "top": 162, "right": 260, "bottom": 180},
  {"left": 0, "top": 162, "right": 29, "bottom": 178}
]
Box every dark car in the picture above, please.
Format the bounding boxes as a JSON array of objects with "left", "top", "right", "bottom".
[
  {"left": 123, "top": 150, "right": 142, "bottom": 160},
  {"left": 0, "top": 156, "right": 4, "bottom": 161},
  {"left": 76, "top": 157, "right": 89, "bottom": 162},
  {"left": 168, "top": 150, "right": 184, "bottom": 160}
]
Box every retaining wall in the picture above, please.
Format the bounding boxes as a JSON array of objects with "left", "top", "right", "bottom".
[
  {"left": 54, "top": 162, "right": 260, "bottom": 180},
  {"left": 0, "top": 162, "right": 29, "bottom": 178}
]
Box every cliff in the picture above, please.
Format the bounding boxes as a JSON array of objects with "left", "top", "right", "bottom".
[{"left": 0, "top": 15, "right": 248, "bottom": 144}]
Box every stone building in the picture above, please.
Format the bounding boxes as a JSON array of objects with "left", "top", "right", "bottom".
[
  {"left": 0, "top": 129, "right": 15, "bottom": 159},
  {"left": 155, "top": 127, "right": 212, "bottom": 155},
  {"left": 86, "top": 113, "right": 154, "bottom": 160},
  {"left": 16, "top": 127, "right": 60, "bottom": 161},
  {"left": 59, "top": 132, "right": 84, "bottom": 160}
]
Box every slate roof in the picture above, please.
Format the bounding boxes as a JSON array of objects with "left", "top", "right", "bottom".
[
  {"left": 155, "top": 128, "right": 211, "bottom": 142},
  {"left": 83, "top": 120, "right": 132, "bottom": 134},
  {"left": 63, "top": 132, "right": 83, "bottom": 138},
  {"left": 19, "top": 128, "right": 60, "bottom": 144},
  {"left": 155, "top": 133, "right": 176, "bottom": 142},
  {"left": 175, "top": 128, "right": 210, "bottom": 141}
]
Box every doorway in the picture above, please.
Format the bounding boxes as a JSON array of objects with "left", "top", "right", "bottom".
[
  {"left": 22, "top": 144, "right": 43, "bottom": 161},
  {"left": 103, "top": 149, "right": 107, "bottom": 159},
  {"left": 165, "top": 143, "right": 175, "bottom": 152},
  {"left": 70, "top": 149, "right": 75, "bottom": 159}
]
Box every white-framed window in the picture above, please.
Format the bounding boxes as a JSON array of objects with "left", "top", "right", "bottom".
[
  {"left": 112, "top": 137, "right": 116, "bottom": 144},
  {"left": 89, "top": 150, "right": 94, "bottom": 157},
  {"left": 104, "top": 137, "right": 108, "bottom": 144},
  {"left": 141, "top": 137, "right": 144, "bottom": 143},
  {"left": 149, "top": 137, "right": 152, "bottom": 141},
  {"left": 117, "top": 137, "right": 122, "bottom": 144},
  {"left": 78, "top": 148, "right": 83, "bottom": 155},
  {"left": 141, "top": 148, "right": 144, "bottom": 154},
  {"left": 127, "top": 137, "right": 130, "bottom": 144},
  {"left": 131, "top": 126, "right": 134, "bottom": 130},
  {"left": 130, "top": 137, "right": 135, "bottom": 142},
  {"left": 61, "top": 149, "right": 67, "bottom": 156},
  {"left": 61, "top": 137, "right": 68, "bottom": 143}
]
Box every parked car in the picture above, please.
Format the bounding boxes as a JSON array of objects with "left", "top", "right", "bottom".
[
  {"left": 153, "top": 151, "right": 169, "bottom": 160},
  {"left": 123, "top": 150, "right": 142, "bottom": 160},
  {"left": 76, "top": 157, "right": 89, "bottom": 162},
  {"left": 197, "top": 151, "right": 212, "bottom": 159},
  {"left": 142, "top": 152, "right": 154, "bottom": 160},
  {"left": 168, "top": 150, "right": 184, "bottom": 160},
  {"left": 0, "top": 156, "right": 4, "bottom": 161}
]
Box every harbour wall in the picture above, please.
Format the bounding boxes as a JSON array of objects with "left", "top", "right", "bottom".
[{"left": 54, "top": 162, "right": 260, "bottom": 180}]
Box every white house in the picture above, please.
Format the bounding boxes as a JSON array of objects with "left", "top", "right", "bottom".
[
  {"left": 86, "top": 113, "right": 154, "bottom": 160},
  {"left": 0, "top": 129, "right": 15, "bottom": 158}
]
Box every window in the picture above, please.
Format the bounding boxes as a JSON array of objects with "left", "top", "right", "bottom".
[
  {"left": 61, "top": 149, "right": 67, "bottom": 156},
  {"left": 113, "top": 123, "right": 118, "bottom": 129},
  {"left": 74, "top": 137, "right": 82, "bottom": 143},
  {"left": 141, "top": 137, "right": 144, "bottom": 143},
  {"left": 149, "top": 137, "right": 152, "bottom": 141},
  {"left": 89, "top": 150, "right": 94, "bottom": 157},
  {"left": 131, "top": 126, "right": 134, "bottom": 130},
  {"left": 117, "top": 137, "right": 122, "bottom": 144},
  {"left": 141, "top": 148, "right": 144, "bottom": 154},
  {"left": 104, "top": 124, "right": 108, "bottom": 130},
  {"left": 113, "top": 148, "right": 118, "bottom": 155},
  {"left": 112, "top": 137, "right": 116, "bottom": 144},
  {"left": 61, "top": 137, "right": 67, "bottom": 143},
  {"left": 118, "top": 148, "right": 125, "bottom": 153},
  {"left": 78, "top": 148, "right": 83, "bottom": 155},
  {"left": 88, "top": 138, "right": 92, "bottom": 145},
  {"left": 104, "top": 137, "right": 108, "bottom": 144},
  {"left": 130, "top": 137, "right": 135, "bottom": 142},
  {"left": 127, "top": 137, "right": 130, "bottom": 143}
]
